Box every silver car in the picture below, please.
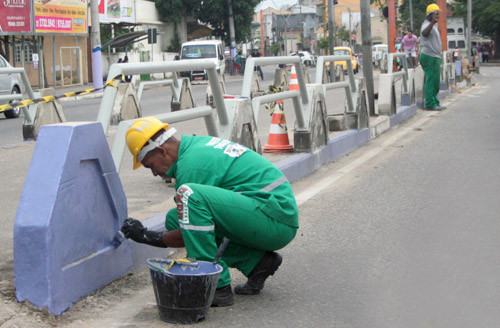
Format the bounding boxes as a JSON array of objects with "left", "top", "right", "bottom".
[{"left": 0, "top": 54, "right": 23, "bottom": 118}]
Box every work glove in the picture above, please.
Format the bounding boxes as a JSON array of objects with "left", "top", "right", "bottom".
[{"left": 121, "top": 217, "right": 167, "bottom": 248}]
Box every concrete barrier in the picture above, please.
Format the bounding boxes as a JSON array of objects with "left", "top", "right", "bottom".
[
  {"left": 14, "top": 122, "right": 133, "bottom": 315},
  {"left": 414, "top": 65, "right": 425, "bottom": 108},
  {"left": 22, "top": 88, "right": 67, "bottom": 140},
  {"left": 293, "top": 84, "right": 329, "bottom": 151},
  {"left": 274, "top": 67, "right": 289, "bottom": 87},
  {"left": 110, "top": 82, "right": 142, "bottom": 124}
]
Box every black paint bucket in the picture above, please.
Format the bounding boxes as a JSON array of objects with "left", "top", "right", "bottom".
[{"left": 147, "top": 258, "right": 223, "bottom": 324}]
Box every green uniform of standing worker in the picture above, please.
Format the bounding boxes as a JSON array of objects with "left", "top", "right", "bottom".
[
  {"left": 121, "top": 117, "right": 299, "bottom": 307},
  {"left": 419, "top": 3, "right": 446, "bottom": 111}
]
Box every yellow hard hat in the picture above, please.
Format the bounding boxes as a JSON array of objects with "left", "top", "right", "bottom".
[
  {"left": 426, "top": 3, "right": 441, "bottom": 14},
  {"left": 126, "top": 116, "right": 175, "bottom": 170}
]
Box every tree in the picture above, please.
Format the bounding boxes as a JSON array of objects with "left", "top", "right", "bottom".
[
  {"left": 336, "top": 26, "right": 351, "bottom": 42},
  {"left": 154, "top": 0, "right": 260, "bottom": 44},
  {"left": 450, "top": 0, "right": 500, "bottom": 58},
  {"left": 399, "top": 0, "right": 435, "bottom": 36}
]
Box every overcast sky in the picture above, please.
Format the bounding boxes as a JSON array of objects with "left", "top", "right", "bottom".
[{"left": 256, "top": 0, "right": 296, "bottom": 11}]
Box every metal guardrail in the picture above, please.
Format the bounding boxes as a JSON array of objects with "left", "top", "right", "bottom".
[
  {"left": 241, "top": 56, "right": 309, "bottom": 105},
  {"left": 442, "top": 50, "right": 454, "bottom": 83},
  {"left": 137, "top": 77, "right": 177, "bottom": 101},
  {"left": 315, "top": 55, "right": 357, "bottom": 113},
  {"left": 251, "top": 90, "right": 305, "bottom": 129},
  {"left": 314, "top": 55, "right": 355, "bottom": 89},
  {"left": 386, "top": 52, "right": 409, "bottom": 94},
  {"left": 97, "top": 59, "right": 228, "bottom": 171},
  {"left": 0, "top": 67, "right": 36, "bottom": 124},
  {"left": 97, "top": 60, "right": 227, "bottom": 134}
]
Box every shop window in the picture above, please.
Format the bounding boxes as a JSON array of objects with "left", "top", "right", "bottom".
[{"left": 14, "top": 42, "right": 35, "bottom": 63}]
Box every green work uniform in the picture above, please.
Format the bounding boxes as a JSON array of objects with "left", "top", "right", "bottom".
[
  {"left": 165, "top": 135, "right": 299, "bottom": 288},
  {"left": 419, "top": 53, "right": 442, "bottom": 109},
  {"left": 420, "top": 19, "right": 442, "bottom": 109}
]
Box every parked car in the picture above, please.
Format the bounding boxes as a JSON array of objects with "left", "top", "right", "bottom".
[
  {"left": 0, "top": 54, "right": 23, "bottom": 118},
  {"left": 325, "top": 47, "right": 359, "bottom": 74},
  {"left": 291, "top": 51, "right": 316, "bottom": 66}
]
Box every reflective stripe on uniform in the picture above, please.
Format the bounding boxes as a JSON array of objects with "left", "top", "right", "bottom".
[
  {"left": 259, "top": 176, "right": 288, "bottom": 192},
  {"left": 179, "top": 223, "right": 215, "bottom": 231}
]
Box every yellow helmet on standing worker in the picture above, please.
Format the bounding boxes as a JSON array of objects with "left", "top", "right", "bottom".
[
  {"left": 126, "top": 116, "right": 175, "bottom": 170},
  {"left": 426, "top": 3, "right": 441, "bottom": 15}
]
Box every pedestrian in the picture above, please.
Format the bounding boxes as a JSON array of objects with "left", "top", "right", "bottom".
[
  {"left": 120, "top": 117, "right": 299, "bottom": 307},
  {"left": 250, "top": 46, "right": 264, "bottom": 80},
  {"left": 419, "top": 3, "right": 445, "bottom": 111},
  {"left": 482, "top": 44, "right": 490, "bottom": 63},
  {"left": 234, "top": 51, "right": 243, "bottom": 75},
  {"left": 402, "top": 30, "right": 419, "bottom": 68}
]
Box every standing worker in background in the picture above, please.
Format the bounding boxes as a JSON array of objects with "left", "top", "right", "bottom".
[
  {"left": 419, "top": 4, "right": 445, "bottom": 111},
  {"left": 402, "top": 30, "right": 419, "bottom": 68},
  {"left": 120, "top": 117, "right": 299, "bottom": 307}
]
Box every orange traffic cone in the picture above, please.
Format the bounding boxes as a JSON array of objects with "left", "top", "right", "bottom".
[
  {"left": 263, "top": 101, "right": 293, "bottom": 153},
  {"left": 289, "top": 64, "right": 299, "bottom": 91}
]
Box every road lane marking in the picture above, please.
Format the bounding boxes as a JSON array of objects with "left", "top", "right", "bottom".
[{"left": 295, "top": 113, "right": 437, "bottom": 207}]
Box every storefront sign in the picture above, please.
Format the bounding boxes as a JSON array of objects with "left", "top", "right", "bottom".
[
  {"left": 34, "top": 0, "right": 88, "bottom": 35},
  {"left": 0, "top": 0, "right": 32, "bottom": 34},
  {"left": 98, "top": 0, "right": 135, "bottom": 24}
]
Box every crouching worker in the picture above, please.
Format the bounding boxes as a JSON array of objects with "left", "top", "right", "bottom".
[{"left": 121, "top": 117, "right": 299, "bottom": 307}]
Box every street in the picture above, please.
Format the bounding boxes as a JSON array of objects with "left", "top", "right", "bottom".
[{"left": 0, "top": 67, "right": 498, "bottom": 327}]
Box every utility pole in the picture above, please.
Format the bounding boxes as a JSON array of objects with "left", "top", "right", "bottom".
[
  {"left": 348, "top": 8, "right": 352, "bottom": 48},
  {"left": 227, "top": 0, "right": 236, "bottom": 74},
  {"left": 90, "top": 0, "right": 103, "bottom": 88},
  {"left": 328, "top": 0, "right": 335, "bottom": 81},
  {"left": 299, "top": 0, "right": 304, "bottom": 50},
  {"left": 360, "top": 0, "right": 375, "bottom": 116},
  {"left": 467, "top": 0, "right": 472, "bottom": 63},
  {"left": 437, "top": 0, "right": 447, "bottom": 51},
  {"left": 409, "top": 0, "right": 414, "bottom": 32},
  {"left": 260, "top": 10, "right": 265, "bottom": 56}
]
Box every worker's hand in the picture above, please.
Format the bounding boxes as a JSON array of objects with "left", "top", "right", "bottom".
[
  {"left": 120, "top": 217, "right": 167, "bottom": 248},
  {"left": 121, "top": 217, "right": 147, "bottom": 242}
]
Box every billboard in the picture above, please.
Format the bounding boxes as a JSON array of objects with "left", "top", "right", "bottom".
[
  {"left": 34, "top": 0, "right": 88, "bottom": 35},
  {"left": 0, "top": 0, "right": 32, "bottom": 34},
  {"left": 98, "top": 0, "right": 135, "bottom": 24}
]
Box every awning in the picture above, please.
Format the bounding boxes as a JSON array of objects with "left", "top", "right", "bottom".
[{"left": 102, "top": 31, "right": 148, "bottom": 49}]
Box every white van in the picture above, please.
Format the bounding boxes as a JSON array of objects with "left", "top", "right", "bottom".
[
  {"left": 372, "top": 44, "right": 388, "bottom": 65},
  {"left": 179, "top": 40, "right": 225, "bottom": 81}
]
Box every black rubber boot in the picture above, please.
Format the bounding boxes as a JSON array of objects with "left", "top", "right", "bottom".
[
  {"left": 234, "top": 252, "right": 282, "bottom": 295},
  {"left": 211, "top": 285, "right": 234, "bottom": 307}
]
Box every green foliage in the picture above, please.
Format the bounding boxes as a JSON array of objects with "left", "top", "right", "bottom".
[
  {"left": 270, "top": 42, "right": 281, "bottom": 55},
  {"left": 167, "top": 32, "right": 182, "bottom": 52},
  {"left": 155, "top": 0, "right": 259, "bottom": 43},
  {"left": 450, "top": 0, "right": 500, "bottom": 38},
  {"left": 336, "top": 26, "right": 351, "bottom": 42},
  {"left": 318, "top": 38, "right": 329, "bottom": 49},
  {"left": 399, "top": 0, "right": 436, "bottom": 36}
]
